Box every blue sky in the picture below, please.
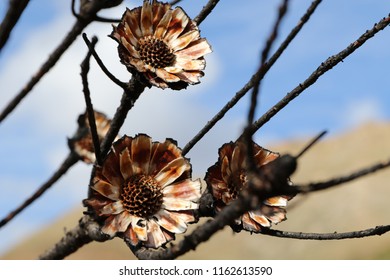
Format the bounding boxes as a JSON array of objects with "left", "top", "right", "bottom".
[{"left": 0, "top": 0, "right": 389, "bottom": 256}]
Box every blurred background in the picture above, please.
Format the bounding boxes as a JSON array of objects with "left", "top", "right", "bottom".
[{"left": 0, "top": 0, "right": 389, "bottom": 259}]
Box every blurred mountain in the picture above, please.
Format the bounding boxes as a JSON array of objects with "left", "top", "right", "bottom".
[{"left": 2, "top": 121, "right": 390, "bottom": 259}]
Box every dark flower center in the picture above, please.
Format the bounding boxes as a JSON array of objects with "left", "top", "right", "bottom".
[
  {"left": 228, "top": 170, "right": 247, "bottom": 200},
  {"left": 138, "top": 36, "right": 175, "bottom": 69},
  {"left": 120, "top": 174, "right": 163, "bottom": 218}
]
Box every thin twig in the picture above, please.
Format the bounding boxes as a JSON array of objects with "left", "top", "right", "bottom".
[
  {"left": 80, "top": 36, "right": 102, "bottom": 166},
  {"left": 82, "top": 33, "right": 128, "bottom": 89},
  {"left": 169, "top": 0, "right": 183, "bottom": 6},
  {"left": 0, "top": 0, "right": 123, "bottom": 124},
  {"left": 181, "top": 0, "right": 323, "bottom": 156},
  {"left": 249, "top": 15, "right": 390, "bottom": 135},
  {"left": 72, "top": 0, "right": 122, "bottom": 23},
  {"left": 260, "top": 225, "right": 390, "bottom": 240},
  {"left": 296, "top": 158, "right": 390, "bottom": 193},
  {"left": 193, "top": 0, "right": 220, "bottom": 25},
  {"left": 0, "top": 153, "right": 79, "bottom": 229},
  {"left": 246, "top": 0, "right": 289, "bottom": 127},
  {"left": 0, "top": 0, "right": 30, "bottom": 52},
  {"left": 245, "top": 0, "right": 289, "bottom": 172}
]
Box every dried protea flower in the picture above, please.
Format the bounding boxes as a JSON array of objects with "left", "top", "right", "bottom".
[
  {"left": 84, "top": 134, "right": 201, "bottom": 248},
  {"left": 110, "top": 0, "right": 212, "bottom": 90},
  {"left": 68, "top": 111, "right": 114, "bottom": 164},
  {"left": 205, "top": 140, "right": 292, "bottom": 233}
]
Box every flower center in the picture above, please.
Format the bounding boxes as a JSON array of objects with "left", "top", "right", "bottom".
[
  {"left": 138, "top": 36, "right": 175, "bottom": 69},
  {"left": 120, "top": 174, "right": 163, "bottom": 218},
  {"left": 229, "top": 170, "right": 247, "bottom": 200}
]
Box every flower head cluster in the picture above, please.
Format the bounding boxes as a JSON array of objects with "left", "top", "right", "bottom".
[
  {"left": 111, "top": 0, "right": 212, "bottom": 90},
  {"left": 205, "top": 140, "right": 291, "bottom": 232},
  {"left": 84, "top": 134, "right": 201, "bottom": 248},
  {"left": 68, "top": 111, "right": 113, "bottom": 164}
]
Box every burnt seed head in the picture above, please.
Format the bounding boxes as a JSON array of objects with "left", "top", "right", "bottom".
[
  {"left": 138, "top": 36, "right": 175, "bottom": 69},
  {"left": 120, "top": 174, "right": 163, "bottom": 218}
]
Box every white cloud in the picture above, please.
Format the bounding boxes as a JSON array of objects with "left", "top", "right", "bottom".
[{"left": 343, "top": 97, "right": 385, "bottom": 127}]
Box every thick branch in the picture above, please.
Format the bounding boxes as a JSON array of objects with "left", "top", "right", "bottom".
[{"left": 0, "top": 0, "right": 30, "bottom": 52}]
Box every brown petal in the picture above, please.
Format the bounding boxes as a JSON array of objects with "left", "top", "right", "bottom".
[
  {"left": 220, "top": 155, "right": 231, "bottom": 184},
  {"left": 125, "top": 7, "right": 142, "bottom": 39},
  {"left": 254, "top": 148, "right": 279, "bottom": 166},
  {"left": 249, "top": 210, "right": 271, "bottom": 227},
  {"left": 164, "top": 7, "right": 189, "bottom": 43},
  {"left": 156, "top": 68, "right": 181, "bottom": 82},
  {"left": 175, "top": 70, "right": 203, "bottom": 84},
  {"left": 171, "top": 210, "right": 196, "bottom": 224},
  {"left": 91, "top": 179, "right": 120, "bottom": 201},
  {"left": 264, "top": 196, "right": 288, "bottom": 207},
  {"left": 173, "top": 57, "right": 205, "bottom": 71},
  {"left": 162, "top": 197, "right": 198, "bottom": 211},
  {"left": 119, "top": 147, "right": 133, "bottom": 180},
  {"left": 230, "top": 144, "right": 244, "bottom": 174},
  {"left": 162, "top": 179, "right": 201, "bottom": 201},
  {"left": 261, "top": 205, "right": 287, "bottom": 224},
  {"left": 101, "top": 151, "right": 123, "bottom": 187},
  {"left": 120, "top": 37, "right": 140, "bottom": 59},
  {"left": 124, "top": 22, "right": 139, "bottom": 47},
  {"left": 155, "top": 209, "right": 188, "bottom": 234},
  {"left": 171, "top": 29, "right": 200, "bottom": 51},
  {"left": 100, "top": 200, "right": 125, "bottom": 215},
  {"left": 154, "top": 157, "right": 190, "bottom": 187},
  {"left": 132, "top": 217, "right": 148, "bottom": 241},
  {"left": 101, "top": 211, "right": 132, "bottom": 236},
  {"left": 152, "top": 1, "right": 170, "bottom": 31},
  {"left": 145, "top": 219, "right": 167, "bottom": 248},
  {"left": 149, "top": 140, "right": 182, "bottom": 175},
  {"left": 140, "top": 0, "right": 153, "bottom": 37},
  {"left": 154, "top": 9, "right": 172, "bottom": 38},
  {"left": 209, "top": 179, "right": 228, "bottom": 200},
  {"left": 124, "top": 224, "right": 140, "bottom": 246},
  {"left": 131, "top": 134, "right": 152, "bottom": 174},
  {"left": 242, "top": 212, "right": 262, "bottom": 232},
  {"left": 175, "top": 38, "right": 212, "bottom": 60}
]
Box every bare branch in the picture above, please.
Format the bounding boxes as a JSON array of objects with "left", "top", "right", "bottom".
[
  {"left": 260, "top": 225, "right": 390, "bottom": 240},
  {"left": 82, "top": 33, "right": 128, "bottom": 89},
  {"left": 0, "top": 153, "right": 79, "bottom": 229},
  {"left": 249, "top": 15, "right": 390, "bottom": 134},
  {"left": 193, "top": 0, "right": 221, "bottom": 25},
  {"left": 80, "top": 36, "right": 102, "bottom": 166},
  {"left": 245, "top": 0, "right": 289, "bottom": 172},
  {"left": 296, "top": 158, "right": 390, "bottom": 193},
  {"left": 182, "top": 0, "right": 323, "bottom": 156},
  {"left": 72, "top": 0, "right": 123, "bottom": 23},
  {"left": 0, "top": 0, "right": 123, "bottom": 124},
  {"left": 169, "top": 0, "right": 184, "bottom": 6},
  {"left": 0, "top": 0, "right": 30, "bottom": 52}
]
